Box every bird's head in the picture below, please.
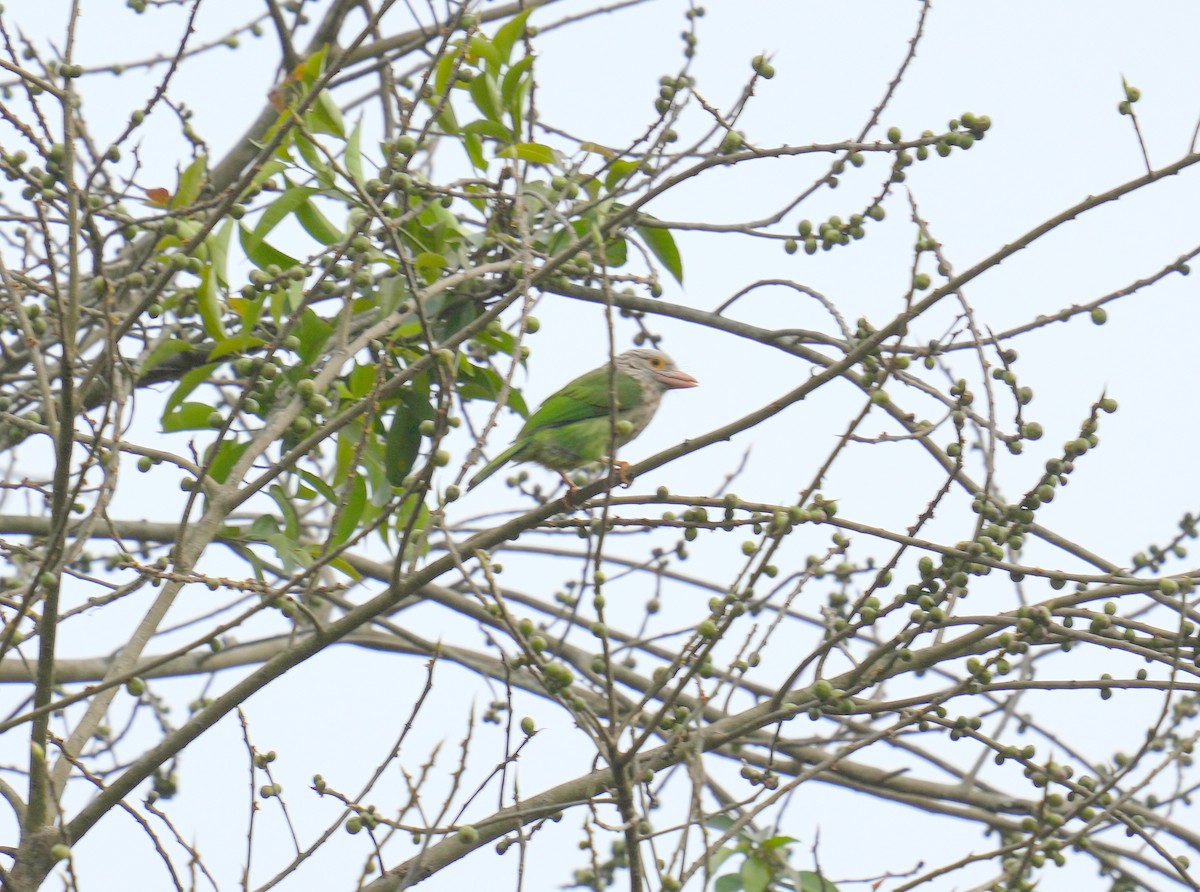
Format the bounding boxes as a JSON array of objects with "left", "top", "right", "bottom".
[{"left": 616, "top": 349, "right": 698, "bottom": 392}]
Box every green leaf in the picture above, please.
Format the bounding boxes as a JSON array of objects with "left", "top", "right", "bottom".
[
  {"left": 207, "top": 439, "right": 250, "bottom": 484},
  {"left": 604, "top": 159, "right": 639, "bottom": 192},
  {"left": 250, "top": 185, "right": 319, "bottom": 251},
  {"left": 469, "top": 71, "right": 503, "bottom": 123},
  {"left": 293, "top": 308, "right": 334, "bottom": 364},
  {"left": 463, "top": 119, "right": 516, "bottom": 143},
  {"left": 196, "top": 265, "right": 227, "bottom": 340},
  {"left": 239, "top": 222, "right": 299, "bottom": 271},
  {"left": 741, "top": 856, "right": 771, "bottom": 892},
  {"left": 227, "top": 291, "right": 264, "bottom": 328},
  {"left": 295, "top": 197, "right": 342, "bottom": 245},
  {"left": 164, "top": 363, "right": 219, "bottom": 416},
  {"left": 376, "top": 277, "right": 409, "bottom": 317},
  {"left": 207, "top": 218, "right": 234, "bottom": 287},
  {"left": 493, "top": 10, "right": 532, "bottom": 63},
  {"left": 245, "top": 514, "right": 280, "bottom": 542},
  {"left": 362, "top": 433, "right": 393, "bottom": 509},
  {"left": 208, "top": 333, "right": 266, "bottom": 360},
  {"left": 249, "top": 159, "right": 289, "bottom": 192},
  {"left": 393, "top": 492, "right": 431, "bottom": 556},
  {"left": 172, "top": 154, "right": 208, "bottom": 209},
  {"left": 292, "top": 132, "right": 332, "bottom": 187},
  {"left": 496, "top": 142, "right": 558, "bottom": 165},
  {"left": 298, "top": 45, "right": 328, "bottom": 86},
  {"left": 635, "top": 220, "right": 684, "bottom": 284},
  {"left": 162, "top": 401, "right": 217, "bottom": 433},
  {"left": 415, "top": 251, "right": 448, "bottom": 283},
  {"left": 464, "top": 131, "right": 487, "bottom": 172},
  {"left": 267, "top": 533, "right": 311, "bottom": 572},
  {"left": 330, "top": 473, "right": 367, "bottom": 547},
  {"left": 458, "top": 362, "right": 529, "bottom": 416},
  {"left": 605, "top": 236, "right": 627, "bottom": 268},
  {"left": 345, "top": 118, "right": 364, "bottom": 185},
  {"left": 709, "top": 846, "right": 737, "bottom": 874},
  {"left": 468, "top": 34, "right": 501, "bottom": 66},
  {"left": 797, "top": 871, "right": 840, "bottom": 892},
  {"left": 438, "top": 101, "right": 461, "bottom": 137},
  {"left": 142, "top": 338, "right": 197, "bottom": 375},
  {"left": 714, "top": 875, "right": 743, "bottom": 892},
  {"left": 501, "top": 55, "right": 534, "bottom": 128},
  {"left": 307, "top": 88, "right": 346, "bottom": 138},
  {"left": 335, "top": 424, "right": 363, "bottom": 482},
  {"left": 761, "top": 835, "right": 796, "bottom": 851},
  {"left": 326, "top": 555, "right": 362, "bottom": 581},
  {"left": 385, "top": 389, "right": 434, "bottom": 485},
  {"left": 268, "top": 484, "right": 301, "bottom": 539},
  {"left": 346, "top": 362, "right": 377, "bottom": 398},
  {"left": 434, "top": 50, "right": 458, "bottom": 101},
  {"left": 298, "top": 469, "right": 339, "bottom": 505}
]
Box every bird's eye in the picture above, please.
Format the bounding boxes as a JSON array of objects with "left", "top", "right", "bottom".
[{"left": 649, "top": 355, "right": 665, "bottom": 368}]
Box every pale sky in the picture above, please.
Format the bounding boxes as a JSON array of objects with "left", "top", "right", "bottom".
[{"left": 2, "top": 1, "right": 1199, "bottom": 889}]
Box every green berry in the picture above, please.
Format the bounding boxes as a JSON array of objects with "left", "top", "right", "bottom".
[{"left": 456, "top": 825, "right": 480, "bottom": 844}]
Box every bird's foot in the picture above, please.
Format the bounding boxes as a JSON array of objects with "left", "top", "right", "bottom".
[
  {"left": 607, "top": 458, "right": 633, "bottom": 488},
  {"left": 558, "top": 472, "right": 583, "bottom": 508}
]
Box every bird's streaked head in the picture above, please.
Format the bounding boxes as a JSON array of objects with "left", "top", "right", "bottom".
[{"left": 616, "top": 348, "right": 698, "bottom": 391}]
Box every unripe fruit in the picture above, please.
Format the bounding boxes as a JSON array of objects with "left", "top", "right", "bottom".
[{"left": 456, "top": 825, "right": 480, "bottom": 844}]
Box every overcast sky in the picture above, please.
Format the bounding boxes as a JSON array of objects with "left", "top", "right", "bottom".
[{"left": 3, "top": 1, "right": 1200, "bottom": 889}]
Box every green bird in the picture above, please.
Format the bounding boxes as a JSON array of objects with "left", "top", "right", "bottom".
[{"left": 468, "top": 348, "right": 698, "bottom": 493}]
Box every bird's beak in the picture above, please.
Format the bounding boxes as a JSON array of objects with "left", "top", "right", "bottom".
[{"left": 662, "top": 369, "right": 698, "bottom": 389}]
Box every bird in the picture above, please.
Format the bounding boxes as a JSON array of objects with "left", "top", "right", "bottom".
[{"left": 468, "top": 348, "right": 698, "bottom": 494}]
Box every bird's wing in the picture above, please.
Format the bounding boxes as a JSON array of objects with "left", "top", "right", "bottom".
[{"left": 520, "top": 369, "right": 643, "bottom": 433}]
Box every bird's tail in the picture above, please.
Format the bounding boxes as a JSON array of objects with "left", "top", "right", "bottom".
[{"left": 467, "top": 441, "right": 523, "bottom": 491}]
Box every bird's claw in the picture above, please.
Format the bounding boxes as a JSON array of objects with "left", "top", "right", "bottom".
[
  {"left": 558, "top": 472, "right": 582, "bottom": 508},
  {"left": 612, "top": 459, "right": 633, "bottom": 488}
]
